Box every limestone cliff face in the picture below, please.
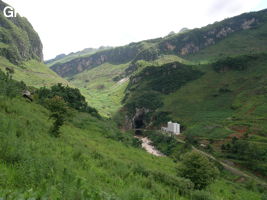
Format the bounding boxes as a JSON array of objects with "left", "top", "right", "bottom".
[
  {"left": 0, "top": 0, "right": 43, "bottom": 64},
  {"left": 159, "top": 9, "right": 267, "bottom": 56},
  {"left": 51, "top": 9, "right": 267, "bottom": 78},
  {"left": 51, "top": 43, "right": 150, "bottom": 77}
]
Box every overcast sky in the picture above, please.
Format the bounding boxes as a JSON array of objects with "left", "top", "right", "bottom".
[{"left": 3, "top": 0, "right": 267, "bottom": 60}]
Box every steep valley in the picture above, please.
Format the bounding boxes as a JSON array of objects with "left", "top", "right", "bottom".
[
  {"left": 50, "top": 9, "right": 267, "bottom": 181},
  {"left": 0, "top": 0, "right": 267, "bottom": 199}
]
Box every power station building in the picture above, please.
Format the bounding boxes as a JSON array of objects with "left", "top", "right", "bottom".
[{"left": 161, "top": 121, "right": 180, "bottom": 135}]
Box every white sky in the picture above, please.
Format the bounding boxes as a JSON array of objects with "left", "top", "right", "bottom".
[{"left": 3, "top": 0, "right": 267, "bottom": 60}]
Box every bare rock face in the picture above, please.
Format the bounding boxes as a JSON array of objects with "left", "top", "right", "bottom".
[
  {"left": 204, "top": 38, "right": 215, "bottom": 46},
  {"left": 216, "top": 27, "right": 234, "bottom": 38},
  {"left": 242, "top": 18, "right": 256, "bottom": 30},
  {"left": 180, "top": 42, "right": 200, "bottom": 56},
  {"left": 165, "top": 42, "right": 176, "bottom": 51}
]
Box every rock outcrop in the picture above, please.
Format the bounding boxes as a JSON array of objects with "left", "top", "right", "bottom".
[{"left": 0, "top": 0, "right": 43, "bottom": 64}]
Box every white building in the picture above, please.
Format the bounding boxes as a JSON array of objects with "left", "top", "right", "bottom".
[{"left": 161, "top": 121, "right": 180, "bottom": 135}]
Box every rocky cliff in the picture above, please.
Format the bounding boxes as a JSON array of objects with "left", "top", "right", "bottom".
[
  {"left": 51, "top": 9, "right": 267, "bottom": 78},
  {"left": 0, "top": 0, "right": 43, "bottom": 64}
]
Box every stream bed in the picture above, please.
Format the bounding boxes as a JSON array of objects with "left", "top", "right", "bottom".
[{"left": 135, "top": 136, "right": 164, "bottom": 157}]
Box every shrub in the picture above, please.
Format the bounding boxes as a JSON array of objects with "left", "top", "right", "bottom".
[
  {"left": 262, "top": 193, "right": 267, "bottom": 200},
  {"left": 45, "top": 96, "right": 69, "bottom": 137},
  {"left": 177, "top": 152, "right": 219, "bottom": 189},
  {"left": 191, "top": 190, "right": 213, "bottom": 200}
]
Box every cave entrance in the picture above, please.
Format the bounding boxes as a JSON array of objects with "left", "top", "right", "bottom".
[{"left": 134, "top": 114, "right": 145, "bottom": 135}]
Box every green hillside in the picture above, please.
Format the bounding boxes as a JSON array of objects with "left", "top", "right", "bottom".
[
  {"left": 51, "top": 9, "right": 267, "bottom": 117},
  {"left": 0, "top": 57, "right": 69, "bottom": 87},
  {"left": 67, "top": 55, "right": 187, "bottom": 117},
  {"left": 0, "top": 68, "right": 264, "bottom": 200},
  {"left": 0, "top": 0, "right": 267, "bottom": 198},
  {"left": 121, "top": 53, "right": 267, "bottom": 177}
]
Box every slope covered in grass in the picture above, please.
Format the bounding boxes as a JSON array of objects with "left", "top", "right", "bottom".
[
  {"left": 0, "top": 57, "right": 69, "bottom": 87},
  {"left": 0, "top": 70, "right": 264, "bottom": 200},
  {"left": 68, "top": 62, "right": 130, "bottom": 117},
  {"left": 121, "top": 53, "right": 267, "bottom": 177}
]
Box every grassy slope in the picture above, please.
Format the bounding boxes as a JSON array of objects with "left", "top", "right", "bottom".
[
  {"left": 0, "top": 57, "right": 69, "bottom": 87},
  {"left": 67, "top": 18, "right": 267, "bottom": 118},
  {"left": 68, "top": 55, "right": 190, "bottom": 117},
  {"left": 120, "top": 53, "right": 267, "bottom": 177},
  {"left": 68, "top": 62, "right": 130, "bottom": 117},
  {"left": 0, "top": 95, "right": 262, "bottom": 199},
  {"left": 162, "top": 55, "right": 267, "bottom": 139}
]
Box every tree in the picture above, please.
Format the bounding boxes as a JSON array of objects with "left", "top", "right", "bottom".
[
  {"left": 177, "top": 152, "right": 219, "bottom": 189},
  {"left": 45, "top": 96, "right": 69, "bottom": 137}
]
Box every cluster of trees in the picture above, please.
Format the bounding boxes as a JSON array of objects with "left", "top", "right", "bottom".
[
  {"left": 221, "top": 137, "right": 267, "bottom": 176},
  {"left": 36, "top": 83, "right": 100, "bottom": 118},
  {"left": 212, "top": 54, "right": 259, "bottom": 72},
  {"left": 140, "top": 63, "right": 203, "bottom": 94},
  {"left": 125, "top": 91, "right": 163, "bottom": 115},
  {"left": 36, "top": 83, "right": 100, "bottom": 136}
]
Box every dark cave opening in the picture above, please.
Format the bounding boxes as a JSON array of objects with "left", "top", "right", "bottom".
[{"left": 134, "top": 114, "right": 145, "bottom": 135}]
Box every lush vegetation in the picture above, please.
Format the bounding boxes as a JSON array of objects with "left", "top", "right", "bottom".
[
  {"left": 36, "top": 83, "right": 100, "bottom": 118},
  {"left": 143, "top": 130, "right": 191, "bottom": 160},
  {"left": 0, "top": 68, "right": 26, "bottom": 97},
  {"left": 221, "top": 137, "right": 267, "bottom": 176},
  {"left": 1, "top": 3, "right": 267, "bottom": 199},
  {"left": 177, "top": 152, "right": 220, "bottom": 189},
  {"left": 0, "top": 65, "right": 264, "bottom": 199},
  {"left": 45, "top": 96, "right": 70, "bottom": 137},
  {"left": 67, "top": 62, "right": 130, "bottom": 117}
]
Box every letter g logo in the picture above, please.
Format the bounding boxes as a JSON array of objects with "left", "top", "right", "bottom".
[{"left": 3, "top": 6, "right": 17, "bottom": 18}]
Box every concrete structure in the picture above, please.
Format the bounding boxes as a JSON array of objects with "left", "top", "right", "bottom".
[{"left": 161, "top": 121, "right": 180, "bottom": 135}]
